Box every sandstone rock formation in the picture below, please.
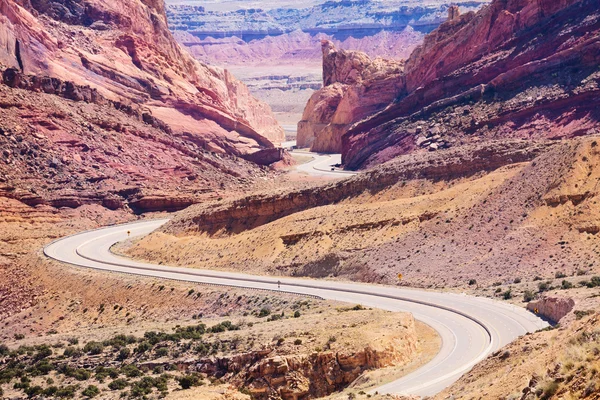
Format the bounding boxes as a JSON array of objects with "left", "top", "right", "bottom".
[
  {"left": 0, "top": 0, "right": 291, "bottom": 213},
  {"left": 527, "top": 297, "right": 576, "bottom": 324},
  {"left": 297, "top": 41, "right": 404, "bottom": 152},
  {"left": 0, "top": 0, "right": 284, "bottom": 155},
  {"left": 187, "top": 313, "right": 419, "bottom": 399},
  {"left": 340, "top": 0, "right": 600, "bottom": 169}
]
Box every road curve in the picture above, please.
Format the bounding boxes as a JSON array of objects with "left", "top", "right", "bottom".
[
  {"left": 281, "top": 140, "right": 358, "bottom": 178},
  {"left": 44, "top": 219, "right": 548, "bottom": 396}
]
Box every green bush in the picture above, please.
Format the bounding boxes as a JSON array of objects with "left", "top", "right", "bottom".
[
  {"left": 69, "top": 368, "right": 91, "bottom": 381},
  {"left": 55, "top": 385, "right": 78, "bottom": 398},
  {"left": 63, "top": 347, "right": 83, "bottom": 358},
  {"left": 82, "top": 385, "right": 100, "bottom": 398},
  {"left": 117, "top": 347, "right": 131, "bottom": 361},
  {"left": 25, "top": 385, "right": 44, "bottom": 397},
  {"left": 154, "top": 347, "right": 169, "bottom": 358},
  {"left": 135, "top": 341, "right": 151, "bottom": 354},
  {"left": 83, "top": 341, "right": 104, "bottom": 355},
  {"left": 0, "top": 344, "right": 9, "bottom": 356},
  {"left": 562, "top": 280, "right": 574, "bottom": 290},
  {"left": 121, "top": 364, "right": 142, "bottom": 378},
  {"left": 108, "top": 378, "right": 128, "bottom": 391},
  {"left": 502, "top": 289, "right": 512, "bottom": 300},
  {"left": 523, "top": 290, "right": 535, "bottom": 302},
  {"left": 258, "top": 308, "right": 271, "bottom": 318},
  {"left": 177, "top": 374, "right": 201, "bottom": 390},
  {"left": 34, "top": 345, "right": 52, "bottom": 361}
]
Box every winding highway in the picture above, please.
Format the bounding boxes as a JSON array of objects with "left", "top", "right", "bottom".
[{"left": 44, "top": 219, "right": 548, "bottom": 396}]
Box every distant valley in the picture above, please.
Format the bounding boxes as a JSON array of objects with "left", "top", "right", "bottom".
[{"left": 166, "top": 0, "right": 489, "bottom": 134}]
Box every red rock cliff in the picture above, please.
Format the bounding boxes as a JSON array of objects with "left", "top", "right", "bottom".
[
  {"left": 341, "top": 0, "right": 600, "bottom": 169},
  {"left": 0, "top": 0, "right": 284, "bottom": 155}
]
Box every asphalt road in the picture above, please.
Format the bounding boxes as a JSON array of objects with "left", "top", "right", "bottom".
[
  {"left": 281, "top": 140, "right": 359, "bottom": 178},
  {"left": 44, "top": 219, "right": 548, "bottom": 396}
]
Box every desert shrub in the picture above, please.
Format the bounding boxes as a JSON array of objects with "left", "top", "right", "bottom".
[
  {"left": 24, "top": 385, "right": 43, "bottom": 397},
  {"left": 502, "top": 289, "right": 513, "bottom": 300},
  {"left": 0, "top": 344, "right": 9, "bottom": 356},
  {"left": 63, "top": 347, "right": 82, "bottom": 358},
  {"left": 208, "top": 321, "right": 239, "bottom": 333},
  {"left": 29, "top": 360, "right": 54, "bottom": 376},
  {"left": 82, "top": 385, "right": 99, "bottom": 398},
  {"left": 121, "top": 364, "right": 142, "bottom": 378},
  {"left": 514, "top": 277, "right": 522, "bottom": 284},
  {"left": 177, "top": 374, "right": 201, "bottom": 390},
  {"left": 108, "top": 379, "right": 128, "bottom": 391},
  {"left": 135, "top": 341, "right": 151, "bottom": 354},
  {"left": 155, "top": 347, "right": 169, "bottom": 358},
  {"left": 294, "top": 339, "right": 302, "bottom": 345},
  {"left": 83, "top": 341, "right": 104, "bottom": 355},
  {"left": 540, "top": 381, "right": 559, "bottom": 400},
  {"left": 574, "top": 310, "right": 594, "bottom": 320},
  {"left": 523, "top": 290, "right": 535, "bottom": 302},
  {"left": 117, "top": 347, "right": 131, "bottom": 361},
  {"left": 293, "top": 310, "right": 301, "bottom": 318},
  {"left": 258, "top": 307, "right": 271, "bottom": 318},
  {"left": 14, "top": 334, "right": 25, "bottom": 340},
  {"left": 55, "top": 385, "right": 78, "bottom": 398},
  {"left": 538, "top": 282, "right": 550, "bottom": 292},
  {"left": 468, "top": 279, "right": 477, "bottom": 286},
  {"left": 562, "top": 280, "right": 573, "bottom": 289},
  {"left": 68, "top": 368, "right": 91, "bottom": 381},
  {"left": 94, "top": 366, "right": 119, "bottom": 381},
  {"left": 34, "top": 345, "right": 52, "bottom": 361},
  {"left": 555, "top": 272, "right": 567, "bottom": 279},
  {"left": 67, "top": 337, "right": 79, "bottom": 345},
  {"left": 195, "top": 342, "right": 210, "bottom": 356},
  {"left": 130, "top": 377, "right": 155, "bottom": 397},
  {"left": 174, "top": 324, "right": 206, "bottom": 340}
]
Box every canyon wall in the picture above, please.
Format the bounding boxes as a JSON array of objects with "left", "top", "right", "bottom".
[
  {"left": 0, "top": 0, "right": 289, "bottom": 213},
  {"left": 0, "top": 0, "right": 284, "bottom": 155},
  {"left": 339, "top": 0, "right": 600, "bottom": 169}
]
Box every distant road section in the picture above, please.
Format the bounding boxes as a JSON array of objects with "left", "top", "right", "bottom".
[
  {"left": 281, "top": 141, "right": 359, "bottom": 177},
  {"left": 44, "top": 219, "right": 548, "bottom": 397}
]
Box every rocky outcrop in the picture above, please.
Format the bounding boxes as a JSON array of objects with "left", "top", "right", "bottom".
[
  {"left": 0, "top": 0, "right": 284, "bottom": 157},
  {"left": 527, "top": 297, "right": 576, "bottom": 324},
  {"left": 162, "top": 140, "right": 553, "bottom": 236},
  {"left": 187, "top": 316, "right": 418, "bottom": 400},
  {"left": 297, "top": 41, "right": 404, "bottom": 152},
  {"left": 341, "top": 0, "right": 600, "bottom": 169}
]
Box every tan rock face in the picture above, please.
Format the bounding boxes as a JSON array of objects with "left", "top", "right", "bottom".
[
  {"left": 192, "top": 313, "right": 419, "bottom": 400},
  {"left": 527, "top": 297, "right": 576, "bottom": 323},
  {"left": 298, "top": 41, "right": 404, "bottom": 153},
  {"left": 0, "top": 0, "right": 284, "bottom": 155}
]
